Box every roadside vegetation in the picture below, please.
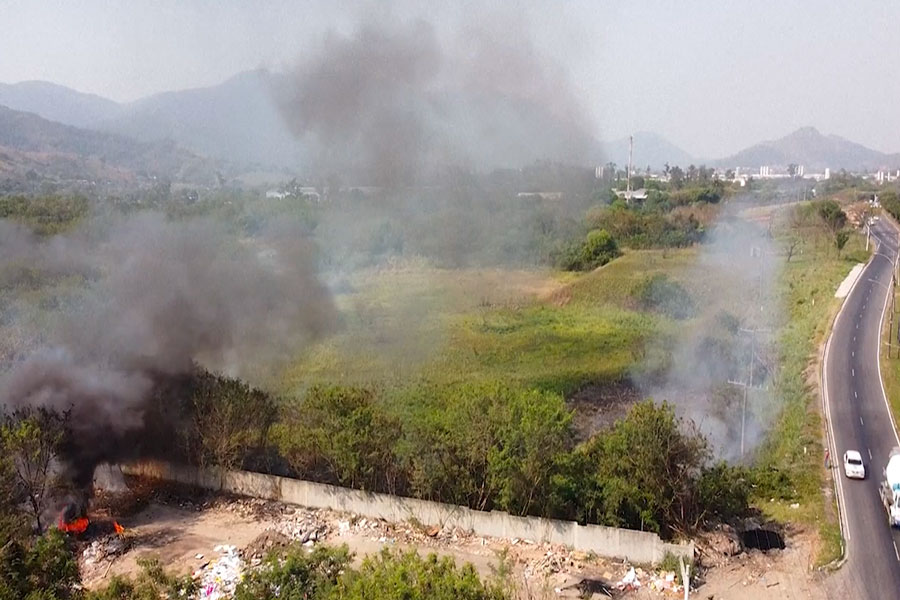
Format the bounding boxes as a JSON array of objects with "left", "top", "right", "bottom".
[
  {"left": 757, "top": 199, "right": 868, "bottom": 566},
  {"left": 877, "top": 191, "right": 900, "bottom": 459}
]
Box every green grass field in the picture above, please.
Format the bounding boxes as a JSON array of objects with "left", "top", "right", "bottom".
[{"left": 277, "top": 257, "right": 670, "bottom": 397}]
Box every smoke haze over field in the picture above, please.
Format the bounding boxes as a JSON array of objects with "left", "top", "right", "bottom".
[
  {"left": 637, "top": 208, "right": 782, "bottom": 461},
  {"left": 0, "top": 215, "right": 335, "bottom": 488},
  {"left": 277, "top": 16, "right": 596, "bottom": 185}
]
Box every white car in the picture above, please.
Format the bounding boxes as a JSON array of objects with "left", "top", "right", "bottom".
[{"left": 844, "top": 450, "right": 866, "bottom": 479}]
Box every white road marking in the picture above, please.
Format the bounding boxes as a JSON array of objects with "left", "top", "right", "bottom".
[
  {"left": 894, "top": 540, "right": 899, "bottom": 562},
  {"left": 861, "top": 417, "right": 865, "bottom": 425},
  {"left": 852, "top": 351, "right": 855, "bottom": 357},
  {"left": 869, "top": 448, "right": 873, "bottom": 460},
  {"left": 852, "top": 368, "right": 855, "bottom": 377},
  {"left": 855, "top": 391, "right": 858, "bottom": 398}
]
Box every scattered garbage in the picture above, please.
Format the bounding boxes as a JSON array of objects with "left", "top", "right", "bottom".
[
  {"left": 195, "top": 545, "right": 244, "bottom": 600},
  {"left": 647, "top": 570, "right": 682, "bottom": 594},
  {"left": 81, "top": 535, "right": 126, "bottom": 565},
  {"left": 615, "top": 566, "right": 641, "bottom": 591}
]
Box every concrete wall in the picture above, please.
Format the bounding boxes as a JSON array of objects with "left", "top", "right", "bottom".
[{"left": 120, "top": 461, "right": 693, "bottom": 565}]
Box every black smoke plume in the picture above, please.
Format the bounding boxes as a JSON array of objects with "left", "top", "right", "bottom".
[
  {"left": 277, "top": 17, "right": 596, "bottom": 186},
  {"left": 0, "top": 214, "right": 335, "bottom": 490}
]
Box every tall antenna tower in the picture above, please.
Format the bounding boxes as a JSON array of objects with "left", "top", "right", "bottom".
[{"left": 626, "top": 134, "right": 634, "bottom": 197}]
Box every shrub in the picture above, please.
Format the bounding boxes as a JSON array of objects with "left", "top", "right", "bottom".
[
  {"left": 632, "top": 274, "right": 696, "bottom": 319},
  {"left": 0, "top": 529, "right": 80, "bottom": 600},
  {"left": 189, "top": 371, "right": 277, "bottom": 470},
  {"left": 273, "top": 386, "right": 405, "bottom": 494},
  {"left": 235, "top": 544, "right": 350, "bottom": 600},
  {"left": 332, "top": 549, "right": 508, "bottom": 600},
  {"left": 559, "top": 229, "right": 621, "bottom": 271}
]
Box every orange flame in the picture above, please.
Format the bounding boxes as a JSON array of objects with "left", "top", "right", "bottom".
[
  {"left": 59, "top": 517, "right": 89, "bottom": 534},
  {"left": 114, "top": 521, "right": 124, "bottom": 535}
]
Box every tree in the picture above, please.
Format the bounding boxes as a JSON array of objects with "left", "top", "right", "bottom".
[
  {"left": 815, "top": 199, "right": 846, "bottom": 235},
  {"left": 785, "top": 237, "right": 801, "bottom": 262},
  {"left": 274, "top": 386, "right": 405, "bottom": 494},
  {"left": 787, "top": 163, "right": 798, "bottom": 177},
  {"left": 189, "top": 371, "right": 277, "bottom": 470},
  {"left": 0, "top": 407, "right": 69, "bottom": 534},
  {"left": 552, "top": 401, "right": 717, "bottom": 536},
  {"left": 579, "top": 229, "right": 621, "bottom": 270},
  {"left": 835, "top": 230, "right": 850, "bottom": 254},
  {"left": 669, "top": 166, "right": 685, "bottom": 189}
]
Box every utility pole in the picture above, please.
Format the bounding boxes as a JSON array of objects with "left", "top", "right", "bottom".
[
  {"left": 728, "top": 326, "right": 770, "bottom": 458},
  {"left": 727, "top": 244, "right": 769, "bottom": 459}
]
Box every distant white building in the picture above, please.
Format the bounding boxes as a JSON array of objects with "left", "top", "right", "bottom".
[
  {"left": 876, "top": 170, "right": 900, "bottom": 184},
  {"left": 613, "top": 188, "right": 649, "bottom": 202},
  {"left": 266, "top": 190, "right": 288, "bottom": 199}
]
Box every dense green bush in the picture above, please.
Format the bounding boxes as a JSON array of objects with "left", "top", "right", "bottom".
[
  {"left": 550, "top": 401, "right": 748, "bottom": 535},
  {"left": 632, "top": 274, "right": 696, "bottom": 319},
  {"left": 400, "top": 383, "right": 572, "bottom": 516},
  {"left": 0, "top": 529, "right": 80, "bottom": 600},
  {"left": 274, "top": 386, "right": 405, "bottom": 494},
  {"left": 558, "top": 229, "right": 621, "bottom": 271},
  {"left": 188, "top": 371, "right": 278, "bottom": 470},
  {"left": 586, "top": 206, "right": 704, "bottom": 249},
  {"left": 235, "top": 545, "right": 351, "bottom": 600},
  {"left": 333, "top": 549, "right": 507, "bottom": 600}
]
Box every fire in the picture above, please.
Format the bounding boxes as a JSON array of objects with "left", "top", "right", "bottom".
[
  {"left": 114, "top": 521, "right": 125, "bottom": 535},
  {"left": 59, "top": 517, "right": 89, "bottom": 534}
]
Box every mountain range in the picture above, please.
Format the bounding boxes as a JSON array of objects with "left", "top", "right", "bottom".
[
  {"left": 0, "top": 104, "right": 220, "bottom": 187},
  {"left": 2, "top": 71, "right": 900, "bottom": 180},
  {"left": 712, "top": 127, "right": 900, "bottom": 171}
]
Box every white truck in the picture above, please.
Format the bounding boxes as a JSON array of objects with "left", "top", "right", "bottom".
[{"left": 881, "top": 448, "right": 900, "bottom": 527}]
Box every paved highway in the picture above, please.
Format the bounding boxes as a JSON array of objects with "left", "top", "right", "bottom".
[{"left": 825, "top": 217, "right": 900, "bottom": 599}]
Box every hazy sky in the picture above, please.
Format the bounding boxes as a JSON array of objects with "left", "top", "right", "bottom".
[{"left": 1, "top": 0, "right": 899, "bottom": 158}]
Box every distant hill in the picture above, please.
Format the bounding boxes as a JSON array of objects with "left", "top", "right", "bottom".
[
  {"left": 600, "top": 132, "right": 694, "bottom": 171},
  {"left": 99, "top": 70, "right": 304, "bottom": 169},
  {"left": 0, "top": 81, "right": 122, "bottom": 129},
  {"left": 0, "top": 71, "right": 303, "bottom": 170},
  {"left": 0, "top": 104, "right": 220, "bottom": 184},
  {"left": 0, "top": 71, "right": 604, "bottom": 173},
  {"left": 715, "top": 127, "right": 900, "bottom": 171}
]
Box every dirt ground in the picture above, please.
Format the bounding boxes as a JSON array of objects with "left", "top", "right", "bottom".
[
  {"left": 75, "top": 488, "right": 836, "bottom": 599},
  {"left": 695, "top": 531, "right": 829, "bottom": 600}
]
